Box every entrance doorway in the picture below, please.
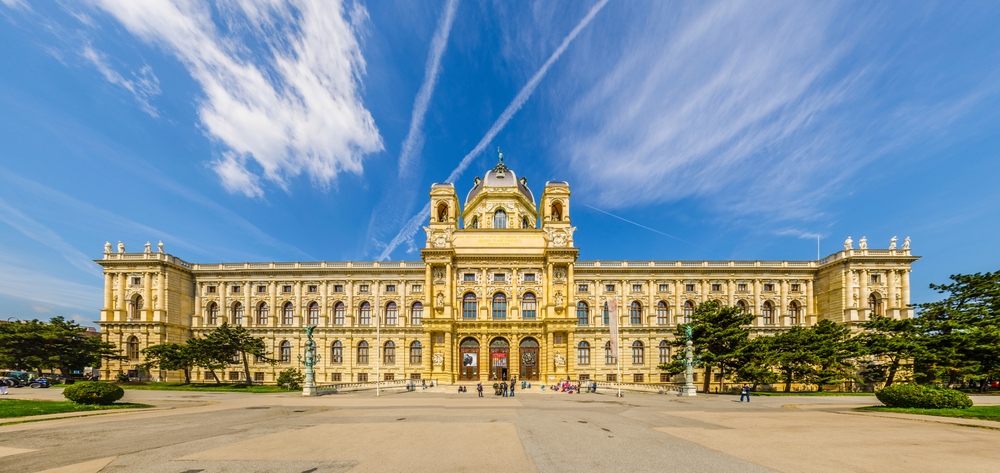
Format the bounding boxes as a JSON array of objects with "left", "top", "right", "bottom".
[
  {"left": 459, "top": 338, "right": 479, "bottom": 380},
  {"left": 519, "top": 338, "right": 539, "bottom": 380},
  {"left": 489, "top": 338, "right": 510, "bottom": 381}
]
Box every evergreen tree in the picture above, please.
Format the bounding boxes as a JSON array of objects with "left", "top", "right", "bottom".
[
  {"left": 139, "top": 343, "right": 196, "bottom": 383},
  {"left": 674, "top": 300, "right": 755, "bottom": 392},
  {"left": 857, "top": 315, "right": 920, "bottom": 387},
  {"left": 202, "top": 322, "right": 273, "bottom": 384}
]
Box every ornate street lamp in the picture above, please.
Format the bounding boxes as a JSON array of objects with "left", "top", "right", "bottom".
[{"left": 298, "top": 325, "right": 319, "bottom": 396}]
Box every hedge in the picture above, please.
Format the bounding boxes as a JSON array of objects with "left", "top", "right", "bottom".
[
  {"left": 62, "top": 381, "right": 125, "bottom": 405},
  {"left": 875, "top": 384, "right": 972, "bottom": 409}
]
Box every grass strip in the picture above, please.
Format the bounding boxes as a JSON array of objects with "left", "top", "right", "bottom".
[
  {"left": 723, "top": 392, "right": 875, "bottom": 396},
  {"left": 118, "top": 382, "right": 292, "bottom": 393},
  {"left": 0, "top": 399, "right": 151, "bottom": 419},
  {"left": 856, "top": 405, "right": 1000, "bottom": 422}
]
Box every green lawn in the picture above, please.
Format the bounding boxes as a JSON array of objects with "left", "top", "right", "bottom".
[
  {"left": 118, "top": 382, "right": 292, "bottom": 393},
  {"left": 0, "top": 399, "right": 150, "bottom": 419},
  {"left": 726, "top": 392, "right": 875, "bottom": 396},
  {"left": 856, "top": 405, "right": 1000, "bottom": 422}
]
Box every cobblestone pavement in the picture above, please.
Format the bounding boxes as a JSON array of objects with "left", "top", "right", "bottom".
[{"left": 1, "top": 388, "right": 998, "bottom": 472}]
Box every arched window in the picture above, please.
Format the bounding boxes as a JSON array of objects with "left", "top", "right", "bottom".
[
  {"left": 307, "top": 302, "right": 319, "bottom": 325},
  {"left": 357, "top": 341, "right": 369, "bottom": 364},
  {"left": 605, "top": 341, "right": 615, "bottom": 364},
  {"left": 462, "top": 293, "right": 477, "bottom": 320},
  {"left": 493, "top": 209, "right": 507, "bottom": 229},
  {"left": 492, "top": 293, "right": 507, "bottom": 320},
  {"left": 359, "top": 302, "right": 371, "bottom": 325},
  {"left": 551, "top": 201, "right": 563, "bottom": 221},
  {"left": 470, "top": 216, "right": 479, "bottom": 229},
  {"left": 385, "top": 302, "right": 398, "bottom": 325},
  {"left": 632, "top": 341, "right": 644, "bottom": 365},
  {"left": 736, "top": 300, "right": 748, "bottom": 314},
  {"left": 334, "top": 302, "right": 345, "bottom": 325},
  {"left": 630, "top": 301, "right": 642, "bottom": 325},
  {"left": 127, "top": 336, "right": 140, "bottom": 360},
  {"left": 411, "top": 302, "right": 423, "bottom": 326},
  {"left": 410, "top": 341, "right": 422, "bottom": 364},
  {"left": 279, "top": 340, "right": 291, "bottom": 363},
  {"left": 207, "top": 302, "right": 221, "bottom": 325},
  {"left": 868, "top": 294, "right": 883, "bottom": 317},
  {"left": 282, "top": 302, "right": 294, "bottom": 325},
  {"left": 331, "top": 341, "right": 343, "bottom": 364},
  {"left": 659, "top": 340, "right": 670, "bottom": 364},
  {"left": 436, "top": 202, "right": 448, "bottom": 222},
  {"left": 384, "top": 341, "right": 395, "bottom": 364},
  {"left": 521, "top": 216, "right": 530, "bottom": 229},
  {"left": 256, "top": 302, "right": 269, "bottom": 325},
  {"left": 762, "top": 301, "right": 774, "bottom": 325},
  {"left": 576, "top": 301, "right": 589, "bottom": 325},
  {"left": 232, "top": 302, "right": 244, "bottom": 325},
  {"left": 522, "top": 293, "right": 537, "bottom": 320},
  {"left": 129, "top": 295, "right": 143, "bottom": 320},
  {"left": 656, "top": 301, "right": 669, "bottom": 325},
  {"left": 577, "top": 341, "right": 591, "bottom": 365},
  {"left": 683, "top": 301, "right": 694, "bottom": 323},
  {"left": 603, "top": 301, "right": 610, "bottom": 325},
  {"left": 788, "top": 301, "right": 800, "bottom": 325}
]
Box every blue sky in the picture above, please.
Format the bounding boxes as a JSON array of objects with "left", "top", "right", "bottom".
[{"left": 1, "top": 0, "right": 999, "bottom": 324}]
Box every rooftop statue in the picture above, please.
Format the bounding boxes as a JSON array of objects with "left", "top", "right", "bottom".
[
  {"left": 157, "top": 241, "right": 164, "bottom": 253},
  {"left": 144, "top": 241, "right": 152, "bottom": 254},
  {"left": 858, "top": 236, "right": 867, "bottom": 250},
  {"left": 843, "top": 236, "right": 853, "bottom": 250},
  {"left": 104, "top": 241, "right": 112, "bottom": 254},
  {"left": 117, "top": 241, "right": 125, "bottom": 254},
  {"left": 902, "top": 236, "right": 910, "bottom": 250},
  {"left": 889, "top": 236, "right": 897, "bottom": 250}
]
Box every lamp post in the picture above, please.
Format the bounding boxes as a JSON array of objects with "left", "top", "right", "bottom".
[
  {"left": 299, "top": 325, "right": 319, "bottom": 396},
  {"left": 679, "top": 325, "right": 698, "bottom": 397}
]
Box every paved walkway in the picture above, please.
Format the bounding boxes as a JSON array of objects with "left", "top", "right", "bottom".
[{"left": 0, "top": 388, "right": 998, "bottom": 472}]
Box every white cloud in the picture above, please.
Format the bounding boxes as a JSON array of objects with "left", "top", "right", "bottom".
[
  {"left": 0, "top": 198, "right": 102, "bottom": 277},
  {"left": 93, "top": 0, "right": 383, "bottom": 197},
  {"left": 81, "top": 45, "right": 161, "bottom": 117},
  {"left": 0, "top": 256, "right": 101, "bottom": 312},
  {"left": 0, "top": 0, "right": 30, "bottom": 11}
]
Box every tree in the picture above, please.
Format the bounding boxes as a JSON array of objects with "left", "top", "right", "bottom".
[
  {"left": 276, "top": 368, "right": 304, "bottom": 390},
  {"left": 769, "top": 327, "right": 818, "bottom": 392},
  {"left": 807, "top": 320, "right": 857, "bottom": 391},
  {"left": 0, "top": 320, "right": 51, "bottom": 374},
  {"left": 674, "top": 300, "right": 755, "bottom": 392},
  {"left": 732, "top": 336, "right": 778, "bottom": 390},
  {"left": 857, "top": 315, "right": 921, "bottom": 387},
  {"left": 202, "top": 322, "right": 273, "bottom": 384},
  {"left": 46, "top": 317, "right": 125, "bottom": 378},
  {"left": 185, "top": 336, "right": 227, "bottom": 384},
  {"left": 140, "top": 343, "right": 196, "bottom": 383}
]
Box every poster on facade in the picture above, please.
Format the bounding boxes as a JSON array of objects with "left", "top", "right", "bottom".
[
  {"left": 492, "top": 352, "right": 507, "bottom": 367},
  {"left": 462, "top": 353, "right": 477, "bottom": 367}
]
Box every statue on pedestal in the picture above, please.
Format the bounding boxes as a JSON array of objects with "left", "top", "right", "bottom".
[
  {"left": 117, "top": 241, "right": 125, "bottom": 254},
  {"left": 679, "top": 325, "right": 698, "bottom": 397},
  {"left": 104, "top": 241, "right": 112, "bottom": 255},
  {"left": 858, "top": 236, "right": 867, "bottom": 250},
  {"left": 902, "top": 236, "right": 910, "bottom": 250},
  {"left": 843, "top": 236, "right": 853, "bottom": 250},
  {"left": 554, "top": 351, "right": 566, "bottom": 367},
  {"left": 889, "top": 236, "right": 897, "bottom": 250},
  {"left": 144, "top": 241, "right": 152, "bottom": 254},
  {"left": 299, "top": 325, "right": 319, "bottom": 396},
  {"left": 157, "top": 241, "right": 164, "bottom": 253}
]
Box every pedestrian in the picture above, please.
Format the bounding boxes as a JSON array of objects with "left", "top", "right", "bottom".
[
  {"left": 509, "top": 380, "right": 516, "bottom": 397},
  {"left": 501, "top": 381, "right": 508, "bottom": 397},
  {"left": 0, "top": 381, "right": 7, "bottom": 395},
  {"left": 422, "top": 379, "right": 427, "bottom": 390},
  {"left": 740, "top": 384, "right": 751, "bottom": 402},
  {"left": 477, "top": 382, "right": 483, "bottom": 397}
]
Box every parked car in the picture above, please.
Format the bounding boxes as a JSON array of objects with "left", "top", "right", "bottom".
[
  {"left": 28, "top": 378, "right": 50, "bottom": 388},
  {"left": 0, "top": 371, "right": 33, "bottom": 387}
]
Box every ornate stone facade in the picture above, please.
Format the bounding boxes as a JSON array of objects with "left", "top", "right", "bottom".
[{"left": 96, "top": 159, "right": 918, "bottom": 386}]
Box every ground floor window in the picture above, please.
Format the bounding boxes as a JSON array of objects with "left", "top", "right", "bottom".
[
  {"left": 254, "top": 372, "right": 265, "bottom": 382},
  {"left": 331, "top": 373, "right": 342, "bottom": 382},
  {"left": 606, "top": 374, "right": 617, "bottom": 382},
  {"left": 384, "top": 373, "right": 394, "bottom": 381},
  {"left": 205, "top": 372, "right": 216, "bottom": 381},
  {"left": 410, "top": 373, "right": 421, "bottom": 380},
  {"left": 579, "top": 374, "right": 590, "bottom": 381},
  {"left": 633, "top": 374, "right": 644, "bottom": 383},
  {"left": 660, "top": 373, "right": 671, "bottom": 382},
  {"left": 357, "top": 373, "right": 368, "bottom": 382}
]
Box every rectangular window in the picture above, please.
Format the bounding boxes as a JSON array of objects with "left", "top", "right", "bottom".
[
  {"left": 229, "top": 371, "right": 240, "bottom": 381},
  {"left": 791, "top": 284, "right": 801, "bottom": 292},
  {"left": 384, "top": 373, "right": 394, "bottom": 381},
  {"left": 131, "top": 277, "right": 142, "bottom": 286},
  {"left": 232, "top": 285, "right": 241, "bottom": 293},
  {"left": 207, "top": 286, "right": 217, "bottom": 293},
  {"left": 578, "top": 284, "right": 588, "bottom": 292},
  {"left": 632, "top": 284, "right": 642, "bottom": 292},
  {"left": 383, "top": 285, "right": 394, "bottom": 293},
  {"left": 685, "top": 284, "right": 695, "bottom": 292},
  {"left": 658, "top": 284, "right": 668, "bottom": 292},
  {"left": 282, "top": 285, "right": 292, "bottom": 293},
  {"left": 606, "top": 374, "right": 617, "bottom": 382},
  {"left": 334, "top": 284, "right": 344, "bottom": 293},
  {"left": 554, "top": 334, "right": 564, "bottom": 344},
  {"left": 331, "top": 373, "right": 342, "bottom": 382},
  {"left": 579, "top": 374, "right": 590, "bottom": 382},
  {"left": 523, "top": 273, "right": 535, "bottom": 282},
  {"left": 633, "top": 374, "right": 644, "bottom": 383},
  {"left": 254, "top": 372, "right": 264, "bottom": 382},
  {"left": 308, "top": 285, "right": 317, "bottom": 293},
  {"left": 205, "top": 372, "right": 216, "bottom": 381},
  {"left": 412, "top": 284, "right": 422, "bottom": 292},
  {"left": 410, "top": 373, "right": 422, "bottom": 380},
  {"left": 871, "top": 274, "right": 881, "bottom": 284},
  {"left": 693, "top": 373, "right": 698, "bottom": 382},
  {"left": 711, "top": 284, "right": 721, "bottom": 292},
  {"left": 493, "top": 273, "right": 505, "bottom": 283},
  {"left": 257, "top": 285, "right": 266, "bottom": 293},
  {"left": 463, "top": 273, "right": 476, "bottom": 282},
  {"left": 435, "top": 334, "right": 444, "bottom": 344},
  {"left": 660, "top": 373, "right": 671, "bottom": 382},
  {"left": 737, "top": 283, "right": 747, "bottom": 292},
  {"left": 764, "top": 284, "right": 774, "bottom": 292},
  {"left": 359, "top": 284, "right": 369, "bottom": 293},
  {"left": 357, "top": 373, "right": 368, "bottom": 383},
  {"left": 605, "top": 284, "right": 615, "bottom": 292}
]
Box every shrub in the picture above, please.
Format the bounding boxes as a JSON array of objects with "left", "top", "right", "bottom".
[
  {"left": 63, "top": 381, "right": 125, "bottom": 405},
  {"left": 116, "top": 373, "right": 130, "bottom": 383},
  {"left": 276, "top": 369, "right": 304, "bottom": 390},
  {"left": 876, "top": 384, "right": 972, "bottom": 409}
]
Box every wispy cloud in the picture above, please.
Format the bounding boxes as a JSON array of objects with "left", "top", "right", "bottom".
[
  {"left": 93, "top": 0, "right": 383, "bottom": 198},
  {"left": 0, "top": 259, "right": 101, "bottom": 312},
  {"left": 81, "top": 45, "right": 161, "bottom": 117},
  {"left": 376, "top": 0, "right": 609, "bottom": 260},
  {"left": 0, "top": 198, "right": 101, "bottom": 277}
]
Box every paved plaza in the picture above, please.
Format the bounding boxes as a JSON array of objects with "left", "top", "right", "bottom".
[{"left": 1, "top": 387, "right": 999, "bottom": 472}]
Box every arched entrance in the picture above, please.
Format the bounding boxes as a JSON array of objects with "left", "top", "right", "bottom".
[
  {"left": 459, "top": 338, "right": 479, "bottom": 380},
  {"left": 519, "top": 338, "right": 539, "bottom": 380},
  {"left": 489, "top": 338, "right": 510, "bottom": 381}
]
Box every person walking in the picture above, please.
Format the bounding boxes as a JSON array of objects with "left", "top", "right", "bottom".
[
  {"left": 477, "top": 382, "right": 483, "bottom": 397},
  {"left": 501, "top": 381, "right": 508, "bottom": 397},
  {"left": 740, "top": 384, "right": 751, "bottom": 402},
  {"left": 509, "top": 380, "right": 516, "bottom": 397}
]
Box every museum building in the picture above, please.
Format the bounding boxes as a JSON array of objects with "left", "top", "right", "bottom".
[{"left": 95, "top": 157, "right": 919, "bottom": 387}]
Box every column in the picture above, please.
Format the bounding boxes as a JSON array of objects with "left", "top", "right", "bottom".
[
  {"left": 269, "top": 281, "right": 278, "bottom": 327},
  {"left": 143, "top": 272, "right": 153, "bottom": 321},
  {"left": 294, "top": 282, "right": 303, "bottom": 325},
  {"left": 512, "top": 268, "right": 520, "bottom": 320},
  {"left": 157, "top": 271, "right": 166, "bottom": 322},
  {"left": 117, "top": 273, "right": 127, "bottom": 318},
  {"left": 567, "top": 265, "right": 575, "bottom": 321},
  {"left": 243, "top": 281, "right": 251, "bottom": 327},
  {"left": 103, "top": 273, "right": 113, "bottom": 320},
  {"left": 727, "top": 280, "right": 735, "bottom": 306},
  {"left": 546, "top": 263, "right": 554, "bottom": 319},
  {"left": 444, "top": 264, "right": 453, "bottom": 318},
  {"left": 858, "top": 269, "right": 868, "bottom": 321},
  {"left": 805, "top": 280, "right": 814, "bottom": 325},
  {"left": 424, "top": 265, "right": 433, "bottom": 318},
  {"left": 752, "top": 280, "right": 761, "bottom": 326},
  {"left": 902, "top": 270, "right": 911, "bottom": 316},
  {"left": 887, "top": 269, "right": 898, "bottom": 310},
  {"left": 219, "top": 282, "right": 228, "bottom": 325},
  {"left": 779, "top": 280, "right": 788, "bottom": 326},
  {"left": 194, "top": 282, "right": 203, "bottom": 327}
]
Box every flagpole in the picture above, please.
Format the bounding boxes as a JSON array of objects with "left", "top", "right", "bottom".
[{"left": 376, "top": 286, "right": 380, "bottom": 397}]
